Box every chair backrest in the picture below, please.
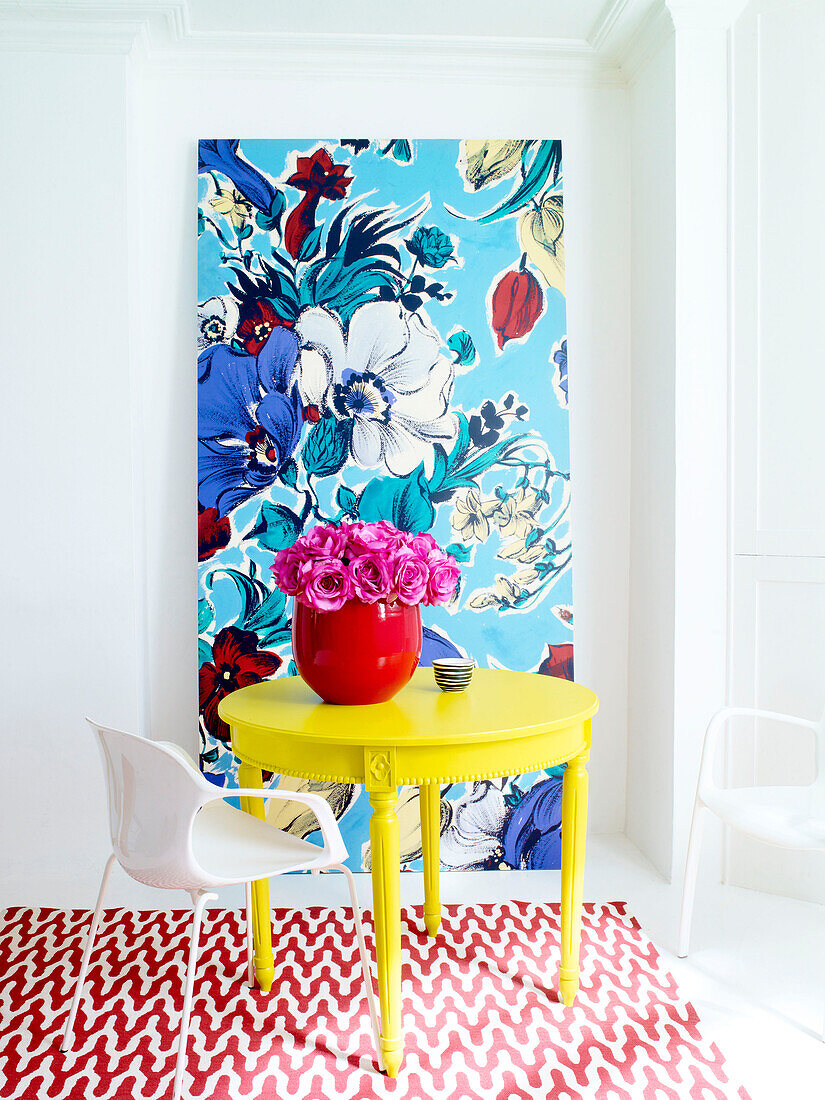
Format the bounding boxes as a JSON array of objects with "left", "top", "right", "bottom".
[{"left": 87, "top": 719, "right": 212, "bottom": 891}]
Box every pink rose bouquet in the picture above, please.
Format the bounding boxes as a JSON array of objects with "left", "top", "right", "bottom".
[{"left": 271, "top": 520, "right": 461, "bottom": 612}]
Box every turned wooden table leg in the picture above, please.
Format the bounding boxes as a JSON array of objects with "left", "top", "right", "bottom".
[
  {"left": 238, "top": 761, "right": 274, "bottom": 993},
  {"left": 419, "top": 782, "right": 441, "bottom": 937},
  {"left": 368, "top": 784, "right": 403, "bottom": 1077},
  {"left": 559, "top": 744, "right": 589, "bottom": 1007}
]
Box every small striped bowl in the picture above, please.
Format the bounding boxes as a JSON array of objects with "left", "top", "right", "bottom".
[{"left": 432, "top": 658, "right": 475, "bottom": 692}]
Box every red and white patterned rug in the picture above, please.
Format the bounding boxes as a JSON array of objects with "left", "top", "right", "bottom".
[{"left": 0, "top": 901, "right": 750, "bottom": 1100}]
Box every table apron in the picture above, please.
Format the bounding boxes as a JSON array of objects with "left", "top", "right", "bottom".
[{"left": 231, "top": 721, "right": 589, "bottom": 786}]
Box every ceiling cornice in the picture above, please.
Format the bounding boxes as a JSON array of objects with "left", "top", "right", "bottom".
[{"left": 0, "top": 0, "right": 701, "bottom": 85}]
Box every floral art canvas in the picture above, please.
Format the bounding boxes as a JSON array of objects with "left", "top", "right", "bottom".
[{"left": 197, "top": 138, "right": 573, "bottom": 871}]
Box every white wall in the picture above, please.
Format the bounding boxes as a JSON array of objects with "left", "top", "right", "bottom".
[
  {"left": 627, "top": 32, "right": 676, "bottom": 879},
  {"left": 0, "top": 51, "right": 141, "bottom": 897},
  {"left": 0, "top": 38, "right": 633, "bottom": 904},
  {"left": 726, "top": 0, "right": 825, "bottom": 903}
]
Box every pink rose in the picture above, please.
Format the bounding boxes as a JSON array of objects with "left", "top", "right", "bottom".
[
  {"left": 271, "top": 542, "right": 311, "bottom": 596},
  {"left": 302, "top": 522, "right": 349, "bottom": 559},
  {"left": 349, "top": 553, "right": 393, "bottom": 604},
  {"left": 408, "top": 532, "right": 439, "bottom": 557},
  {"left": 393, "top": 549, "right": 430, "bottom": 606},
  {"left": 298, "top": 557, "right": 353, "bottom": 611},
  {"left": 425, "top": 552, "right": 461, "bottom": 606},
  {"left": 350, "top": 520, "right": 409, "bottom": 555}
]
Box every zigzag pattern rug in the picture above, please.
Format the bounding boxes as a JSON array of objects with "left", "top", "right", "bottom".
[{"left": 0, "top": 901, "right": 750, "bottom": 1099}]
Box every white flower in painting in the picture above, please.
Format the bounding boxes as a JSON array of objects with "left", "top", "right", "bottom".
[
  {"left": 293, "top": 301, "right": 458, "bottom": 477},
  {"left": 440, "top": 782, "right": 509, "bottom": 869},
  {"left": 198, "top": 295, "right": 240, "bottom": 350}
]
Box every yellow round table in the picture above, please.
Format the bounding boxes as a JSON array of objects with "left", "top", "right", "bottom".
[{"left": 219, "top": 667, "right": 598, "bottom": 1077}]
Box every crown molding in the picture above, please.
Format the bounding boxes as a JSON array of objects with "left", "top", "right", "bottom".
[
  {"left": 0, "top": 1, "right": 183, "bottom": 53},
  {"left": 0, "top": 1, "right": 627, "bottom": 83},
  {"left": 621, "top": 2, "right": 675, "bottom": 81},
  {"left": 5, "top": 0, "right": 734, "bottom": 85},
  {"left": 141, "top": 30, "right": 624, "bottom": 86}
]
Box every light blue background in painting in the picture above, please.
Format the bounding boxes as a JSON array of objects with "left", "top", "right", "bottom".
[{"left": 199, "top": 139, "right": 572, "bottom": 869}]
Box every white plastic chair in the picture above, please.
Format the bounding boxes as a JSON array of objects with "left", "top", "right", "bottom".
[
  {"left": 678, "top": 705, "right": 825, "bottom": 1034},
  {"left": 61, "top": 720, "right": 381, "bottom": 1098}
]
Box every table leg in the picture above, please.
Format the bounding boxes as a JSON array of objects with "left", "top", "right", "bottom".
[
  {"left": 559, "top": 748, "right": 589, "bottom": 1006},
  {"left": 237, "top": 761, "right": 274, "bottom": 993},
  {"left": 369, "top": 788, "right": 403, "bottom": 1077},
  {"left": 419, "top": 782, "right": 441, "bottom": 937}
]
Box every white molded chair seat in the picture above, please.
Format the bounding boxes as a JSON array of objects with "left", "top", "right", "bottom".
[
  {"left": 702, "top": 784, "right": 825, "bottom": 849},
  {"left": 192, "top": 799, "right": 324, "bottom": 882},
  {"left": 60, "top": 720, "right": 381, "bottom": 1099}
]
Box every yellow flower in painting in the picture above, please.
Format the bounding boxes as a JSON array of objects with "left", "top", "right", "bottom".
[
  {"left": 452, "top": 490, "right": 499, "bottom": 542},
  {"left": 514, "top": 567, "right": 540, "bottom": 587},
  {"left": 493, "top": 486, "right": 539, "bottom": 540},
  {"left": 498, "top": 536, "right": 545, "bottom": 564},
  {"left": 264, "top": 777, "right": 353, "bottom": 837},
  {"left": 211, "top": 187, "right": 253, "bottom": 229},
  {"left": 361, "top": 786, "right": 450, "bottom": 869},
  {"left": 460, "top": 140, "right": 530, "bottom": 191},
  {"left": 518, "top": 194, "right": 565, "bottom": 295},
  {"left": 467, "top": 589, "right": 497, "bottom": 610},
  {"left": 494, "top": 575, "right": 520, "bottom": 603}
]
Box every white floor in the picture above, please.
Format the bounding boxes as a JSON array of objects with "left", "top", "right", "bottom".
[{"left": 5, "top": 833, "right": 824, "bottom": 1099}]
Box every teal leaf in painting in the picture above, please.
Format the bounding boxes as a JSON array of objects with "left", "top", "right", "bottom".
[
  {"left": 244, "top": 586, "right": 290, "bottom": 648},
  {"left": 255, "top": 189, "right": 287, "bottom": 234},
  {"left": 303, "top": 415, "right": 353, "bottom": 478},
  {"left": 358, "top": 463, "right": 435, "bottom": 533},
  {"left": 297, "top": 223, "right": 324, "bottom": 263},
  {"left": 336, "top": 484, "right": 357, "bottom": 515},
  {"left": 379, "top": 139, "right": 413, "bottom": 163},
  {"left": 279, "top": 459, "right": 299, "bottom": 488},
  {"left": 444, "top": 542, "right": 472, "bottom": 564},
  {"left": 245, "top": 501, "right": 303, "bottom": 552},
  {"left": 198, "top": 598, "right": 214, "bottom": 633},
  {"left": 447, "top": 329, "right": 477, "bottom": 366},
  {"left": 198, "top": 638, "right": 213, "bottom": 668},
  {"left": 208, "top": 565, "right": 290, "bottom": 649}
]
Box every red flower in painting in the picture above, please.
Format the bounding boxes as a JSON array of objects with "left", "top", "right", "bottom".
[
  {"left": 199, "top": 627, "right": 282, "bottom": 742},
  {"left": 538, "top": 643, "right": 574, "bottom": 681},
  {"left": 284, "top": 148, "right": 353, "bottom": 259},
  {"left": 490, "top": 255, "right": 544, "bottom": 350},
  {"left": 237, "top": 299, "right": 293, "bottom": 355},
  {"left": 198, "top": 503, "right": 230, "bottom": 561}
]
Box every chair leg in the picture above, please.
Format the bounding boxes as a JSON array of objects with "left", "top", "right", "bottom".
[
  {"left": 244, "top": 882, "right": 254, "bottom": 989},
  {"left": 61, "top": 853, "right": 116, "bottom": 1052},
  {"left": 172, "top": 890, "right": 217, "bottom": 1100},
  {"left": 678, "top": 800, "right": 708, "bottom": 958},
  {"left": 332, "top": 862, "right": 383, "bottom": 1070}
]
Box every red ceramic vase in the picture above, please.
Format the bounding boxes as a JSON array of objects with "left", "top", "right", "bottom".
[{"left": 292, "top": 598, "right": 423, "bottom": 705}]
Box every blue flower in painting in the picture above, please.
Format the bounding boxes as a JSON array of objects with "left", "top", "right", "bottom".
[
  {"left": 552, "top": 337, "right": 568, "bottom": 408},
  {"left": 501, "top": 776, "right": 563, "bottom": 869},
  {"left": 198, "top": 327, "right": 303, "bottom": 514},
  {"left": 419, "top": 625, "right": 465, "bottom": 666},
  {"left": 198, "top": 139, "right": 278, "bottom": 213}
]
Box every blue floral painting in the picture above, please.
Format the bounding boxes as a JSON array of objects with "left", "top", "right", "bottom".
[{"left": 198, "top": 139, "right": 573, "bottom": 871}]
